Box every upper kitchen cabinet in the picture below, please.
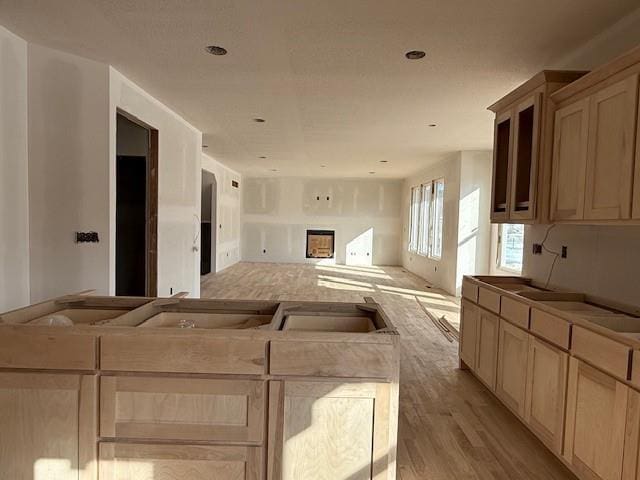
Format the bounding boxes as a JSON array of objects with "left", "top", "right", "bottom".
[
  {"left": 551, "top": 46, "right": 640, "bottom": 223},
  {"left": 488, "top": 71, "right": 588, "bottom": 224}
]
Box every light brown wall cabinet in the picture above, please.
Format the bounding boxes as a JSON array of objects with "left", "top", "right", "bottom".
[
  {"left": 564, "top": 357, "right": 628, "bottom": 480},
  {"left": 459, "top": 299, "right": 479, "bottom": 369},
  {"left": 496, "top": 319, "right": 529, "bottom": 417},
  {"left": 0, "top": 372, "right": 97, "bottom": 480},
  {"left": 475, "top": 308, "right": 500, "bottom": 390},
  {"left": 524, "top": 336, "right": 568, "bottom": 454},
  {"left": 268, "top": 381, "right": 393, "bottom": 480},
  {"left": 488, "top": 71, "right": 587, "bottom": 224},
  {"left": 551, "top": 74, "right": 639, "bottom": 222}
]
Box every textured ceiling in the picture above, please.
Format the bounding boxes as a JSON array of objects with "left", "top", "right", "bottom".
[{"left": 1, "top": 0, "right": 637, "bottom": 177}]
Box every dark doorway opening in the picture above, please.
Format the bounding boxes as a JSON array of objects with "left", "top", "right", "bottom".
[
  {"left": 201, "top": 170, "right": 217, "bottom": 275},
  {"left": 116, "top": 112, "right": 158, "bottom": 296}
]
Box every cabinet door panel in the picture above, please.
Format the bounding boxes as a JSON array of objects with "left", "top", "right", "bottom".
[
  {"left": 564, "top": 358, "right": 628, "bottom": 480},
  {"left": 0, "top": 372, "right": 96, "bottom": 480},
  {"left": 475, "top": 309, "right": 499, "bottom": 391},
  {"left": 551, "top": 99, "right": 589, "bottom": 220},
  {"left": 510, "top": 94, "right": 542, "bottom": 220},
  {"left": 99, "top": 443, "right": 262, "bottom": 480},
  {"left": 524, "top": 337, "right": 567, "bottom": 454},
  {"left": 496, "top": 320, "right": 529, "bottom": 417},
  {"left": 268, "top": 381, "right": 393, "bottom": 480},
  {"left": 491, "top": 110, "right": 514, "bottom": 221},
  {"left": 100, "top": 376, "right": 265, "bottom": 442},
  {"left": 585, "top": 75, "right": 639, "bottom": 220},
  {"left": 460, "top": 300, "right": 479, "bottom": 369}
]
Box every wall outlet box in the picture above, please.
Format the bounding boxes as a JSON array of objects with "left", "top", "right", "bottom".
[
  {"left": 532, "top": 244, "right": 542, "bottom": 255},
  {"left": 561, "top": 246, "right": 568, "bottom": 258}
]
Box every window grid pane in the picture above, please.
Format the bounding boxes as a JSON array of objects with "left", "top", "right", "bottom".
[
  {"left": 429, "top": 179, "right": 444, "bottom": 259},
  {"left": 418, "top": 183, "right": 432, "bottom": 256},
  {"left": 498, "top": 224, "right": 524, "bottom": 273}
]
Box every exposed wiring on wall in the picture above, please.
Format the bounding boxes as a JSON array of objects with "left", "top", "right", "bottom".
[{"left": 540, "top": 224, "right": 561, "bottom": 288}]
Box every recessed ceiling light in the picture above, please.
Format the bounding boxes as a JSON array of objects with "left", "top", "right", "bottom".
[
  {"left": 428, "top": 123, "right": 437, "bottom": 127},
  {"left": 405, "top": 50, "right": 426, "bottom": 60},
  {"left": 379, "top": 160, "right": 388, "bottom": 163},
  {"left": 320, "top": 165, "right": 326, "bottom": 168},
  {"left": 253, "top": 118, "right": 266, "bottom": 123},
  {"left": 202, "top": 145, "right": 209, "bottom": 148},
  {"left": 259, "top": 156, "right": 267, "bottom": 159},
  {"left": 270, "top": 169, "right": 278, "bottom": 172},
  {"left": 369, "top": 171, "right": 376, "bottom": 175},
  {"left": 205, "top": 45, "right": 228, "bottom": 56}
]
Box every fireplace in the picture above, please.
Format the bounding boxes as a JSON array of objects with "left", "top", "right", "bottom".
[{"left": 306, "top": 230, "right": 335, "bottom": 259}]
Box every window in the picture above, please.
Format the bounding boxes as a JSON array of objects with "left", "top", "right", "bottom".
[
  {"left": 497, "top": 224, "right": 524, "bottom": 273},
  {"left": 407, "top": 178, "right": 445, "bottom": 259}
]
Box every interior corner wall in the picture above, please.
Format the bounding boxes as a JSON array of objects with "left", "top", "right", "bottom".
[
  {"left": 109, "top": 68, "right": 202, "bottom": 298},
  {"left": 28, "top": 43, "right": 111, "bottom": 302},
  {"left": 522, "top": 7, "right": 640, "bottom": 309},
  {"left": 0, "top": 26, "right": 30, "bottom": 311},
  {"left": 202, "top": 154, "right": 242, "bottom": 272},
  {"left": 241, "top": 177, "right": 402, "bottom": 266},
  {"left": 401, "top": 154, "right": 461, "bottom": 295}
]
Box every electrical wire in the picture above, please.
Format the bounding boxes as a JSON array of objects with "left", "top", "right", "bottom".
[{"left": 539, "top": 224, "right": 561, "bottom": 288}]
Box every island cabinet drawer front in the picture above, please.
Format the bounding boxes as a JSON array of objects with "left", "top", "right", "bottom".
[
  {"left": 571, "top": 326, "right": 632, "bottom": 381},
  {"left": 99, "top": 442, "right": 264, "bottom": 480},
  {"left": 530, "top": 309, "right": 571, "bottom": 349},
  {"left": 478, "top": 287, "right": 501, "bottom": 314},
  {"left": 100, "top": 376, "right": 265, "bottom": 442},
  {"left": 0, "top": 331, "right": 96, "bottom": 370},
  {"left": 462, "top": 280, "right": 479, "bottom": 303},
  {"left": 269, "top": 341, "right": 395, "bottom": 379},
  {"left": 100, "top": 335, "right": 266, "bottom": 375},
  {"left": 500, "top": 296, "right": 530, "bottom": 329}
]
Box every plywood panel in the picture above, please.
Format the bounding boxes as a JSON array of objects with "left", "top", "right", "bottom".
[
  {"left": 99, "top": 443, "right": 262, "bottom": 480},
  {"left": 101, "top": 376, "right": 264, "bottom": 442},
  {"left": 584, "top": 75, "right": 638, "bottom": 220},
  {"left": 551, "top": 99, "right": 589, "bottom": 221}
]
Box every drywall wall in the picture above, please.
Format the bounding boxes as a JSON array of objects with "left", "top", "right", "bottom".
[
  {"left": 401, "top": 151, "right": 492, "bottom": 295},
  {"left": 202, "top": 154, "right": 242, "bottom": 272},
  {"left": 110, "top": 68, "right": 202, "bottom": 298},
  {"left": 455, "top": 151, "right": 493, "bottom": 294},
  {"left": 523, "top": 7, "right": 640, "bottom": 308},
  {"left": 401, "top": 154, "right": 461, "bottom": 294},
  {"left": 242, "top": 178, "right": 402, "bottom": 265},
  {"left": 0, "top": 26, "right": 30, "bottom": 311},
  {"left": 28, "top": 43, "right": 111, "bottom": 302}
]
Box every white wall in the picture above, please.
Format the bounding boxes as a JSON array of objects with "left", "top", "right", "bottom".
[
  {"left": 401, "top": 154, "right": 461, "bottom": 294},
  {"left": 522, "top": 7, "right": 640, "bottom": 308},
  {"left": 28, "top": 43, "right": 111, "bottom": 302},
  {"left": 242, "top": 177, "right": 402, "bottom": 266},
  {"left": 455, "top": 151, "right": 493, "bottom": 294},
  {"left": 401, "top": 151, "right": 492, "bottom": 295},
  {"left": 109, "top": 68, "right": 202, "bottom": 298},
  {"left": 202, "top": 154, "right": 242, "bottom": 272},
  {"left": 0, "top": 26, "right": 30, "bottom": 310}
]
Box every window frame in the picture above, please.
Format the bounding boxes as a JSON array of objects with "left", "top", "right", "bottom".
[
  {"left": 496, "top": 223, "right": 524, "bottom": 274},
  {"left": 407, "top": 177, "right": 445, "bottom": 260}
]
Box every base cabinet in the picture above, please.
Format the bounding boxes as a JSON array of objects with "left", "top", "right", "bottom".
[
  {"left": 99, "top": 443, "right": 263, "bottom": 480},
  {"left": 524, "top": 336, "right": 568, "bottom": 455},
  {"left": 268, "top": 381, "right": 394, "bottom": 480},
  {"left": 460, "top": 300, "right": 479, "bottom": 369},
  {"left": 496, "top": 320, "right": 530, "bottom": 417},
  {"left": 475, "top": 308, "right": 500, "bottom": 391},
  {"left": 564, "top": 358, "right": 628, "bottom": 480},
  {"left": 0, "top": 372, "right": 96, "bottom": 480}
]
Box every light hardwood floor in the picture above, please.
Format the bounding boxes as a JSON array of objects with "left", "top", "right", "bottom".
[{"left": 201, "top": 262, "right": 577, "bottom": 480}]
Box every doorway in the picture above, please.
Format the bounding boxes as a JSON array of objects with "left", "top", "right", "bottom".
[
  {"left": 201, "top": 170, "right": 217, "bottom": 275},
  {"left": 115, "top": 112, "right": 158, "bottom": 296}
]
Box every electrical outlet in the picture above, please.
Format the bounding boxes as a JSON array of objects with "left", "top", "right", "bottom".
[
  {"left": 532, "top": 244, "right": 542, "bottom": 255},
  {"left": 561, "top": 246, "right": 568, "bottom": 258}
]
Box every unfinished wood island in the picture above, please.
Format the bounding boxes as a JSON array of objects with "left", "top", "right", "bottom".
[{"left": 0, "top": 293, "right": 400, "bottom": 480}]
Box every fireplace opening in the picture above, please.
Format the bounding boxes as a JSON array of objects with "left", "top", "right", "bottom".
[{"left": 306, "top": 230, "right": 335, "bottom": 259}]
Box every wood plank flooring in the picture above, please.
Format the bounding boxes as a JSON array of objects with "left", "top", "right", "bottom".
[{"left": 201, "top": 262, "right": 577, "bottom": 480}]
